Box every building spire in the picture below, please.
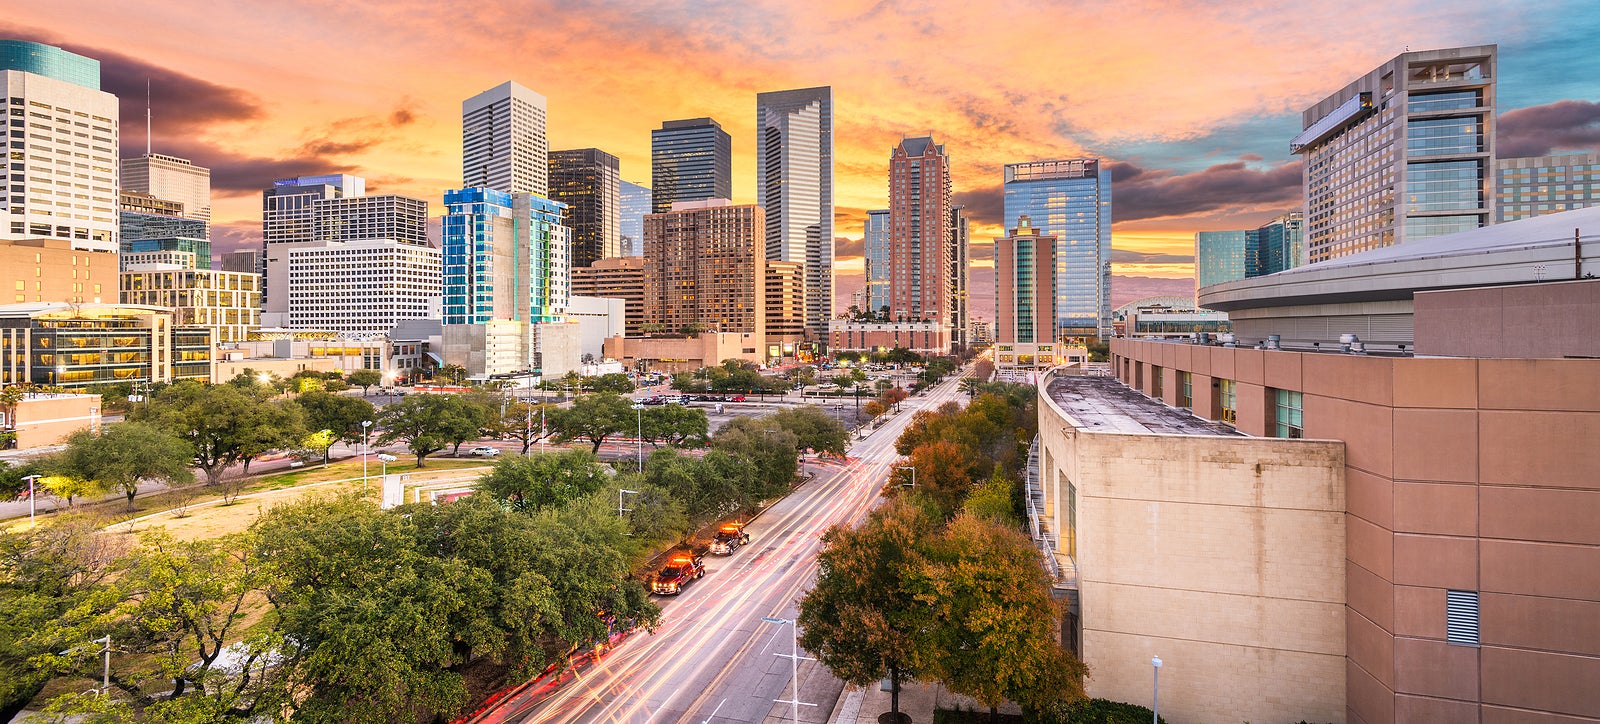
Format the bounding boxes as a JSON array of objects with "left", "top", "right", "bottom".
[{"left": 145, "top": 78, "right": 152, "bottom": 156}]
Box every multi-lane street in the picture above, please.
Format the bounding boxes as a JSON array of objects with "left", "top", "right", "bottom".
[{"left": 479, "top": 370, "right": 966, "bottom": 724}]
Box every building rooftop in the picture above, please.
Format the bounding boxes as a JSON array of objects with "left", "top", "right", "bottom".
[{"left": 1047, "top": 374, "right": 1244, "bottom": 437}]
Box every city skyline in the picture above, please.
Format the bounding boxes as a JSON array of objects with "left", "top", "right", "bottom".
[{"left": 5, "top": 2, "right": 1597, "bottom": 302}]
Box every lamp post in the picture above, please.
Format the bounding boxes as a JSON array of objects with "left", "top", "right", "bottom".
[
  {"left": 761, "top": 617, "right": 815, "bottom": 722},
  {"left": 896, "top": 465, "right": 916, "bottom": 488},
  {"left": 361, "top": 420, "right": 373, "bottom": 493},
  {"left": 1151, "top": 655, "right": 1162, "bottom": 724},
  {"left": 61, "top": 635, "right": 112, "bottom": 695},
  {"left": 377, "top": 453, "right": 396, "bottom": 478},
  {"left": 618, "top": 488, "right": 638, "bottom": 518},
  {"left": 22, "top": 474, "right": 39, "bottom": 523},
  {"left": 632, "top": 403, "right": 645, "bottom": 471}
]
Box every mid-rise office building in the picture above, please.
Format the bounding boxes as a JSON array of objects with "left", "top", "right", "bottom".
[
  {"left": 571, "top": 256, "right": 646, "bottom": 335},
  {"left": 1496, "top": 152, "right": 1600, "bottom": 222},
  {"left": 1003, "top": 159, "right": 1113, "bottom": 340},
  {"left": 120, "top": 249, "right": 197, "bottom": 269},
  {"left": 651, "top": 118, "right": 732, "bottom": 213},
  {"left": 120, "top": 153, "right": 211, "bottom": 229},
  {"left": 548, "top": 148, "right": 621, "bottom": 267},
  {"left": 261, "top": 174, "right": 365, "bottom": 245},
  {"left": 764, "top": 260, "right": 806, "bottom": 353},
  {"left": 0, "top": 302, "right": 212, "bottom": 388},
  {"left": 119, "top": 190, "right": 210, "bottom": 269},
  {"left": 0, "top": 41, "right": 119, "bottom": 253},
  {"left": 264, "top": 238, "right": 440, "bottom": 334},
  {"left": 642, "top": 200, "right": 764, "bottom": 336},
  {"left": 220, "top": 249, "right": 263, "bottom": 278},
  {"left": 462, "top": 81, "right": 548, "bottom": 196},
  {"left": 1196, "top": 212, "right": 1307, "bottom": 293},
  {"left": 887, "top": 137, "right": 953, "bottom": 328},
  {"left": 995, "top": 215, "right": 1056, "bottom": 345},
  {"left": 619, "top": 180, "right": 650, "bottom": 257},
  {"left": 862, "top": 209, "right": 891, "bottom": 316},
  {"left": 1293, "top": 45, "right": 1497, "bottom": 263},
  {"left": 758, "top": 87, "right": 834, "bottom": 340},
  {"left": 1256, "top": 211, "right": 1305, "bottom": 274},
  {"left": 118, "top": 267, "right": 260, "bottom": 343},
  {"left": 261, "top": 176, "right": 427, "bottom": 304},
  {"left": 121, "top": 238, "right": 210, "bottom": 270},
  {"left": 0, "top": 237, "right": 108, "bottom": 304}
]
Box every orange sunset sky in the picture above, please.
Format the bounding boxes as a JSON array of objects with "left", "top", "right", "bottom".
[{"left": 7, "top": 1, "right": 1599, "bottom": 315}]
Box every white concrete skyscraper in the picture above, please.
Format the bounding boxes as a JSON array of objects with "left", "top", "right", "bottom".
[
  {"left": 462, "top": 81, "right": 548, "bottom": 196},
  {"left": 121, "top": 154, "right": 211, "bottom": 231},
  {"left": 757, "top": 86, "right": 833, "bottom": 341}
]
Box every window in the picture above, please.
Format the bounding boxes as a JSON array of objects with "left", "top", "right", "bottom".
[
  {"left": 1273, "top": 388, "right": 1304, "bottom": 438},
  {"left": 1220, "top": 379, "right": 1236, "bottom": 424},
  {"left": 1152, "top": 365, "right": 1163, "bottom": 399},
  {"left": 1179, "top": 372, "right": 1193, "bottom": 409},
  {"left": 1446, "top": 590, "right": 1479, "bottom": 646}
]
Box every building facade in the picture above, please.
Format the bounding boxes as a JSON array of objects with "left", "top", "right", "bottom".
[
  {"left": 548, "top": 148, "right": 621, "bottom": 267},
  {"left": 826, "top": 320, "right": 950, "bottom": 354},
  {"left": 1, "top": 41, "right": 119, "bottom": 253},
  {"left": 1294, "top": 46, "right": 1497, "bottom": 263},
  {"left": 950, "top": 204, "right": 969, "bottom": 349},
  {"left": 310, "top": 194, "right": 428, "bottom": 246},
  {"left": 462, "top": 81, "right": 548, "bottom": 195},
  {"left": 264, "top": 239, "right": 441, "bottom": 334},
  {"left": 1003, "top": 159, "right": 1113, "bottom": 340},
  {"left": 1114, "top": 296, "right": 1231, "bottom": 338},
  {"left": 618, "top": 180, "right": 650, "bottom": 257},
  {"left": 764, "top": 259, "right": 806, "bottom": 356},
  {"left": 261, "top": 174, "right": 365, "bottom": 245},
  {"left": 862, "top": 208, "right": 891, "bottom": 316},
  {"left": 758, "top": 87, "right": 834, "bottom": 341},
  {"left": 651, "top": 118, "right": 732, "bottom": 213},
  {"left": 1195, "top": 213, "right": 1308, "bottom": 294},
  {"left": 642, "top": 200, "right": 765, "bottom": 337},
  {"left": 0, "top": 303, "right": 211, "bottom": 388},
  {"left": 887, "top": 137, "right": 952, "bottom": 328},
  {"left": 120, "top": 153, "right": 211, "bottom": 229},
  {"left": 995, "top": 216, "right": 1056, "bottom": 345},
  {"left": 0, "top": 237, "right": 108, "bottom": 304},
  {"left": 1195, "top": 230, "right": 1249, "bottom": 291},
  {"left": 570, "top": 256, "right": 646, "bottom": 335},
  {"left": 118, "top": 267, "right": 261, "bottom": 343},
  {"left": 219, "top": 249, "right": 263, "bottom": 279},
  {"left": 1496, "top": 152, "right": 1600, "bottom": 223}
]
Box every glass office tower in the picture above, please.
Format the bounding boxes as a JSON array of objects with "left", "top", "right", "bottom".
[
  {"left": 651, "top": 118, "right": 732, "bottom": 213},
  {"left": 547, "top": 148, "right": 621, "bottom": 267},
  {"left": 618, "top": 181, "right": 651, "bottom": 257},
  {"left": 862, "top": 209, "right": 890, "bottom": 316},
  {"left": 1003, "top": 159, "right": 1113, "bottom": 340}
]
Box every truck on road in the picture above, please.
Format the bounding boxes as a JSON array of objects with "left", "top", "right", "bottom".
[
  {"left": 650, "top": 554, "right": 705, "bottom": 595},
  {"left": 709, "top": 523, "right": 751, "bottom": 555}
]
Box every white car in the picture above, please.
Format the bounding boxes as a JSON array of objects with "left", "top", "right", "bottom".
[{"left": 469, "top": 446, "right": 500, "bottom": 457}]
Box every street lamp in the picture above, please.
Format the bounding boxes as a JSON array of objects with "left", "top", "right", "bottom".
[
  {"left": 1152, "top": 655, "right": 1162, "bottom": 724},
  {"left": 631, "top": 403, "right": 645, "bottom": 471},
  {"left": 896, "top": 465, "right": 916, "bottom": 488},
  {"left": 22, "top": 474, "right": 39, "bottom": 523},
  {"left": 361, "top": 420, "right": 373, "bottom": 493},
  {"left": 761, "top": 616, "right": 814, "bottom": 722},
  {"left": 618, "top": 488, "right": 638, "bottom": 518},
  {"left": 377, "top": 453, "right": 397, "bottom": 478}
]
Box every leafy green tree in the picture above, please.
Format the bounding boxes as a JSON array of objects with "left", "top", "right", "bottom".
[
  {"left": 500, "top": 400, "right": 557, "bottom": 454},
  {"left": 346, "top": 369, "right": 382, "bottom": 394},
  {"left": 52, "top": 422, "right": 195, "bottom": 508},
  {"left": 963, "top": 471, "right": 1021, "bottom": 527},
  {"left": 296, "top": 390, "right": 377, "bottom": 451},
  {"left": 608, "top": 476, "right": 686, "bottom": 551},
  {"left": 443, "top": 390, "right": 498, "bottom": 454},
  {"left": 36, "top": 475, "right": 106, "bottom": 507},
  {"left": 550, "top": 392, "right": 633, "bottom": 453},
  {"left": 478, "top": 449, "right": 610, "bottom": 511},
  {"left": 798, "top": 499, "right": 940, "bottom": 720},
  {"left": 376, "top": 393, "right": 461, "bottom": 466},
  {"left": 437, "top": 363, "right": 468, "bottom": 385},
  {"left": 769, "top": 405, "right": 848, "bottom": 457},
  {"left": 897, "top": 440, "right": 978, "bottom": 517},
  {"left": 914, "top": 514, "right": 1088, "bottom": 718},
  {"left": 584, "top": 373, "right": 634, "bottom": 394},
  {"left": 710, "top": 416, "right": 799, "bottom": 496},
  {"left": 641, "top": 404, "right": 710, "bottom": 447},
  {"left": 0, "top": 459, "right": 43, "bottom": 501},
  {"left": 301, "top": 429, "right": 337, "bottom": 466},
  {"left": 130, "top": 381, "right": 304, "bottom": 483}
]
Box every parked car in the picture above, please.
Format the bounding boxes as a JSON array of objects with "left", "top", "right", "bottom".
[
  {"left": 469, "top": 446, "right": 500, "bottom": 457},
  {"left": 731, "top": 394, "right": 746, "bottom": 402}
]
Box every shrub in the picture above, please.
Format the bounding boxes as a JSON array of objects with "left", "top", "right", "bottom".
[{"left": 1026, "top": 698, "right": 1165, "bottom": 724}]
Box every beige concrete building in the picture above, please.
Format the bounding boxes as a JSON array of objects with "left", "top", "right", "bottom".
[
  {"left": 0, "top": 392, "right": 101, "bottom": 449},
  {"left": 642, "top": 200, "right": 765, "bottom": 337},
  {"left": 0, "top": 238, "right": 111, "bottom": 305},
  {"left": 571, "top": 256, "right": 646, "bottom": 335},
  {"left": 764, "top": 260, "right": 806, "bottom": 357},
  {"left": 1036, "top": 373, "right": 1347, "bottom": 724},
  {"left": 602, "top": 332, "right": 763, "bottom": 374},
  {"left": 118, "top": 267, "right": 261, "bottom": 343}
]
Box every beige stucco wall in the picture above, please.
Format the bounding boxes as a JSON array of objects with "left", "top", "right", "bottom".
[
  {"left": 7, "top": 393, "right": 101, "bottom": 449},
  {"left": 1039, "top": 373, "right": 1348, "bottom": 724}
]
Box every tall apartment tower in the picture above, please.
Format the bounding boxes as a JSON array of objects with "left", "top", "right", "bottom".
[
  {"left": 994, "top": 215, "right": 1056, "bottom": 344},
  {"left": 0, "top": 40, "right": 119, "bottom": 253},
  {"left": 1496, "top": 152, "right": 1600, "bottom": 222},
  {"left": 1292, "top": 45, "right": 1496, "bottom": 263},
  {"left": 949, "top": 205, "right": 970, "bottom": 349},
  {"left": 651, "top": 118, "right": 732, "bottom": 213},
  {"left": 886, "top": 137, "right": 953, "bottom": 325},
  {"left": 1003, "top": 159, "right": 1113, "bottom": 340},
  {"left": 757, "top": 87, "right": 834, "bottom": 340},
  {"left": 862, "top": 209, "right": 891, "bottom": 316},
  {"left": 618, "top": 181, "right": 651, "bottom": 257},
  {"left": 548, "top": 148, "right": 621, "bottom": 267},
  {"left": 642, "top": 199, "right": 765, "bottom": 336},
  {"left": 462, "top": 82, "right": 548, "bottom": 196},
  {"left": 120, "top": 153, "right": 211, "bottom": 232}
]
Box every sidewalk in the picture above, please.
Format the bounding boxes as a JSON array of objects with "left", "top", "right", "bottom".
[{"left": 828, "top": 678, "right": 1022, "bottom": 724}]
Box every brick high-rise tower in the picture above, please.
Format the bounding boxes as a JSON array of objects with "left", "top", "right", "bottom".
[{"left": 886, "top": 137, "right": 952, "bottom": 324}]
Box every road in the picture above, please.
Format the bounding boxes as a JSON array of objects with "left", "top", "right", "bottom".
[{"left": 482, "top": 371, "right": 965, "bottom": 724}]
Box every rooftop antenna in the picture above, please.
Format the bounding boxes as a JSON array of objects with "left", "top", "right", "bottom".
[{"left": 145, "top": 79, "right": 152, "bottom": 156}]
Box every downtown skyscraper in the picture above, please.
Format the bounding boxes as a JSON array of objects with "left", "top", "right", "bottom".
[
  {"left": 862, "top": 209, "right": 890, "bottom": 316},
  {"left": 757, "top": 86, "right": 833, "bottom": 340},
  {"left": 886, "top": 137, "right": 952, "bottom": 326},
  {"left": 548, "top": 148, "right": 621, "bottom": 267},
  {"left": 651, "top": 118, "right": 731, "bottom": 213},
  {"left": 463, "top": 82, "right": 549, "bottom": 195},
  {"left": 1003, "top": 159, "right": 1112, "bottom": 340}
]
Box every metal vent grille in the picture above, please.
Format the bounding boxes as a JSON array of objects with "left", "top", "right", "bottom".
[{"left": 1446, "top": 590, "right": 1480, "bottom": 647}]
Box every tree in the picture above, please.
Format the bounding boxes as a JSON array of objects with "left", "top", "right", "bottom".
[
  {"left": 914, "top": 515, "right": 1088, "bottom": 718},
  {"left": 477, "top": 449, "right": 610, "bottom": 511},
  {"left": 550, "top": 392, "right": 633, "bottom": 453},
  {"left": 0, "top": 460, "right": 43, "bottom": 501},
  {"left": 863, "top": 400, "right": 887, "bottom": 418},
  {"left": 130, "top": 381, "right": 304, "bottom": 484},
  {"left": 963, "top": 471, "right": 1020, "bottom": 527},
  {"left": 443, "top": 391, "right": 498, "bottom": 454},
  {"left": 376, "top": 393, "right": 463, "bottom": 466},
  {"left": 437, "top": 363, "right": 468, "bottom": 385},
  {"left": 585, "top": 373, "right": 634, "bottom": 394},
  {"left": 641, "top": 404, "right": 710, "bottom": 448},
  {"left": 798, "top": 499, "right": 940, "bottom": 720},
  {"left": 501, "top": 401, "right": 557, "bottom": 455},
  {"left": 710, "top": 416, "right": 799, "bottom": 496},
  {"left": 897, "top": 440, "right": 978, "bottom": 516},
  {"left": 301, "top": 429, "right": 337, "bottom": 466},
  {"left": 296, "top": 390, "right": 377, "bottom": 451},
  {"left": 769, "top": 406, "right": 848, "bottom": 457},
  {"left": 36, "top": 475, "right": 106, "bottom": 508},
  {"left": 346, "top": 369, "right": 382, "bottom": 395},
  {"left": 52, "top": 421, "right": 195, "bottom": 508}
]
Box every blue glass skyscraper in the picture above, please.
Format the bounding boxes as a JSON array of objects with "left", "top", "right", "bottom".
[
  {"left": 1003, "top": 159, "right": 1113, "bottom": 340},
  {"left": 442, "top": 188, "right": 570, "bottom": 325},
  {"left": 0, "top": 40, "right": 100, "bottom": 89},
  {"left": 862, "top": 209, "right": 890, "bottom": 316}
]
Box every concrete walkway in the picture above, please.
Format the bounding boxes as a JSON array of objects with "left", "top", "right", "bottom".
[{"left": 826, "top": 678, "right": 1023, "bottom": 724}]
